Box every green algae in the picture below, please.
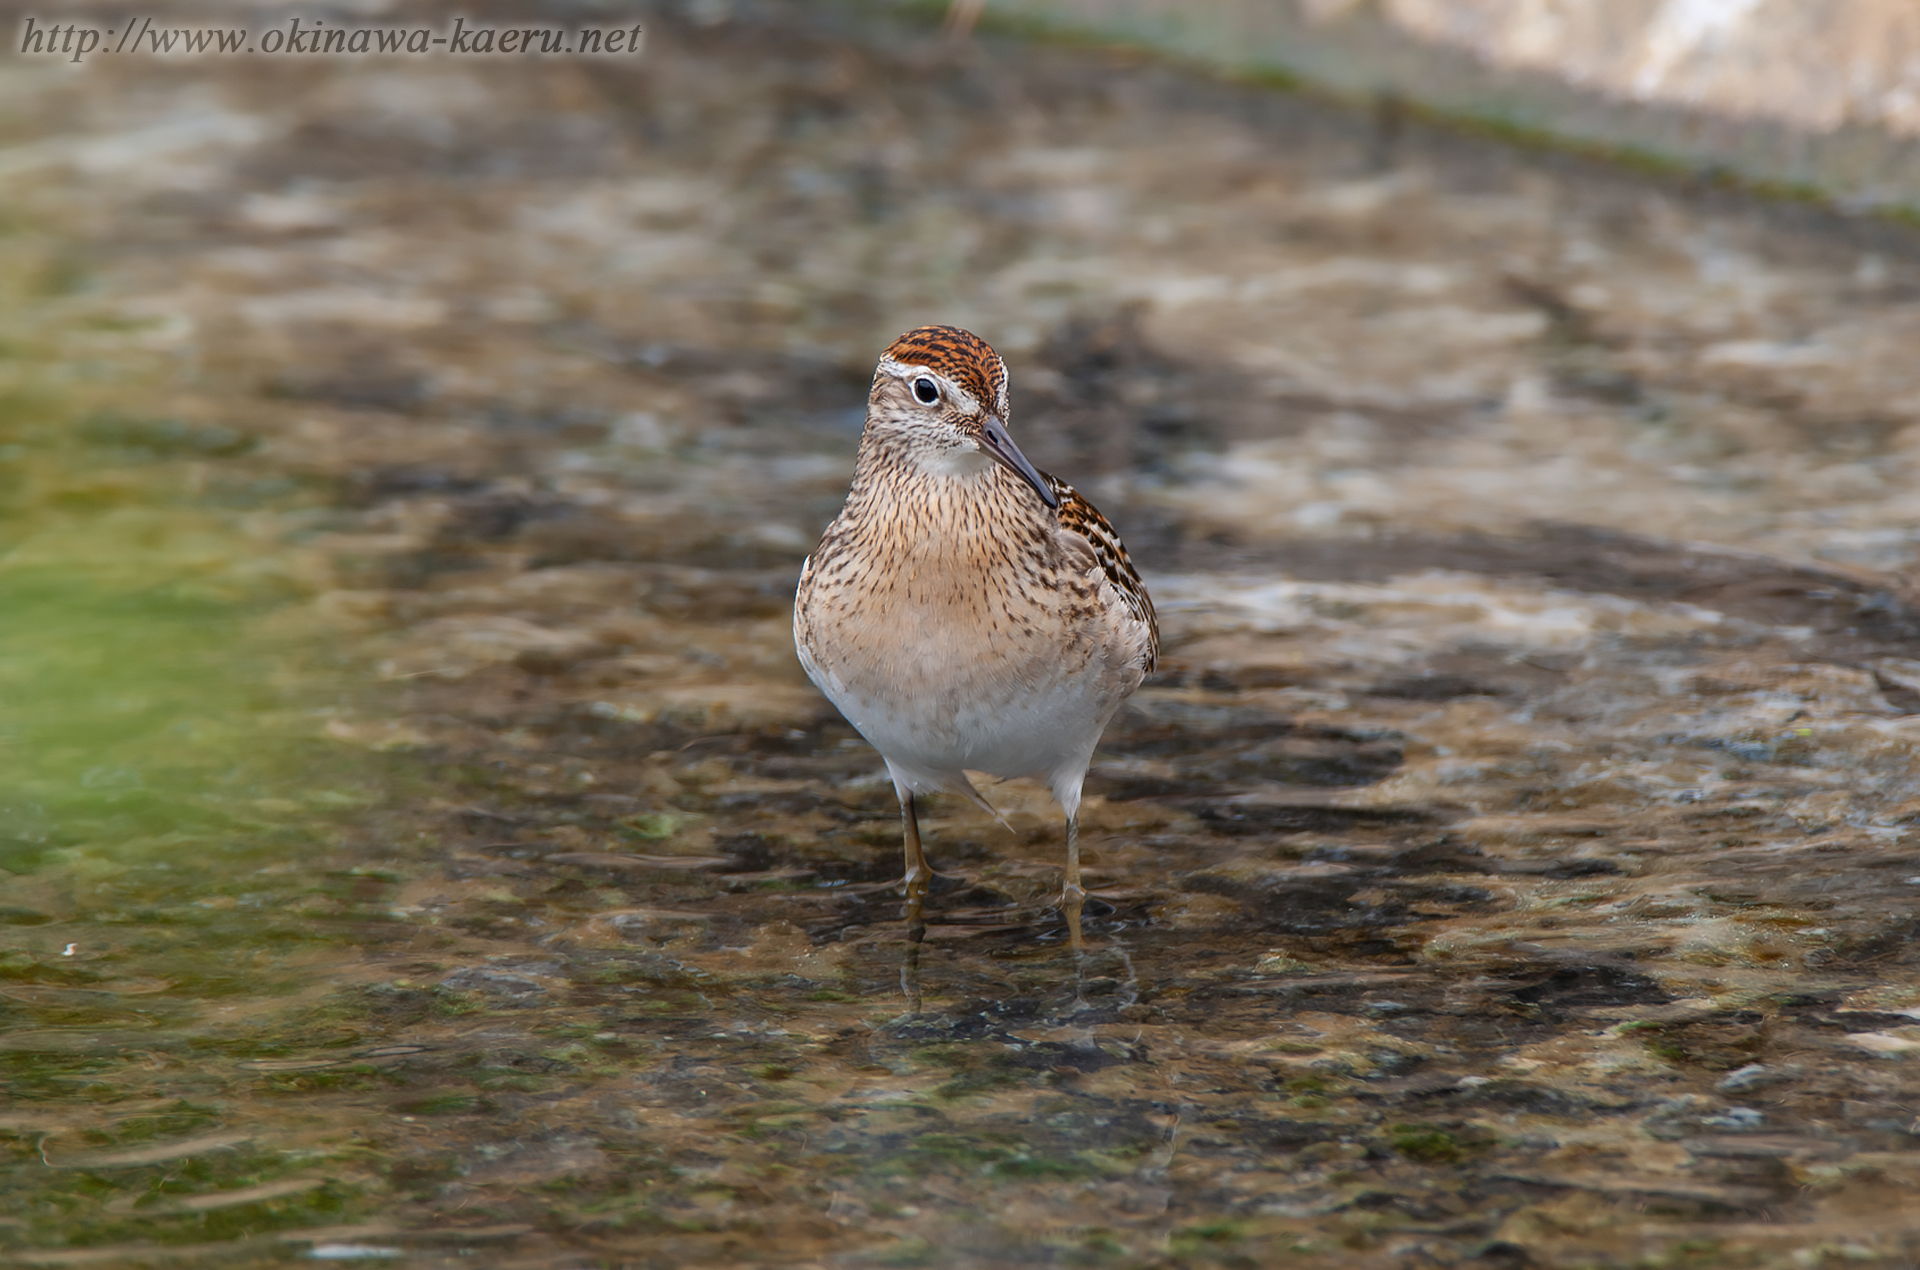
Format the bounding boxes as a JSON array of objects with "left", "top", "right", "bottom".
[{"left": 0, "top": 219, "right": 399, "bottom": 1260}]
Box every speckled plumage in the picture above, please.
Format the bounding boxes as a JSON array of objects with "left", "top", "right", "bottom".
[{"left": 794, "top": 325, "right": 1157, "bottom": 949}]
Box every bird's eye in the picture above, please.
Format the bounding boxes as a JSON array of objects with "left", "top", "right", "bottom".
[{"left": 912, "top": 377, "right": 940, "bottom": 405}]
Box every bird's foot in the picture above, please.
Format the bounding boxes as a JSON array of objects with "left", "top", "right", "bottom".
[
  {"left": 1061, "top": 882, "right": 1087, "bottom": 956},
  {"left": 902, "top": 860, "right": 934, "bottom": 932}
]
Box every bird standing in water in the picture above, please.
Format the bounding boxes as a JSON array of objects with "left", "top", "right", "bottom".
[{"left": 794, "top": 325, "right": 1157, "bottom": 953}]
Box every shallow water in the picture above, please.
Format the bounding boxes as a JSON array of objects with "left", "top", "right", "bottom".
[{"left": 8, "top": 3, "right": 1920, "bottom": 1267}]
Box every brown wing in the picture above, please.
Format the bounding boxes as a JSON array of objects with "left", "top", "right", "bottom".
[{"left": 1047, "top": 475, "right": 1159, "bottom": 673}]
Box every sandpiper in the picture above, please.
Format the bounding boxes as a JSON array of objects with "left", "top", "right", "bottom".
[{"left": 794, "top": 325, "right": 1158, "bottom": 952}]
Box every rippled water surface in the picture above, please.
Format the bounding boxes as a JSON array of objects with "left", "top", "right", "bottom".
[{"left": 9, "top": 3, "right": 1920, "bottom": 1266}]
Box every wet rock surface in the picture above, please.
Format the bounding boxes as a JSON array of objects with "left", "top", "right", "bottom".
[{"left": 7, "top": 2, "right": 1920, "bottom": 1265}]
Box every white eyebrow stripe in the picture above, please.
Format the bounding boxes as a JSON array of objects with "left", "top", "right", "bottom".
[{"left": 876, "top": 357, "right": 983, "bottom": 415}]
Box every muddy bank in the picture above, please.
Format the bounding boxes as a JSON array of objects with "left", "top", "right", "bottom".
[{"left": 5, "top": 2, "right": 1920, "bottom": 1266}]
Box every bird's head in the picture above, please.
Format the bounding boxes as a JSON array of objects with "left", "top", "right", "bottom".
[{"left": 866, "top": 324, "right": 1057, "bottom": 509}]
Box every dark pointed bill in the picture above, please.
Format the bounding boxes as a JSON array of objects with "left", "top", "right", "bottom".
[{"left": 978, "top": 416, "right": 1059, "bottom": 509}]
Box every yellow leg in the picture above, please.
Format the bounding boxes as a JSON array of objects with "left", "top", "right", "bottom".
[
  {"left": 901, "top": 792, "right": 931, "bottom": 946},
  {"left": 1063, "top": 812, "right": 1085, "bottom": 955},
  {"left": 899, "top": 793, "right": 931, "bottom": 1012}
]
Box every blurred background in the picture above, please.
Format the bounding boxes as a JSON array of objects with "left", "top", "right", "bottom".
[
  {"left": 997, "top": 0, "right": 1920, "bottom": 211},
  {"left": 5, "top": 2, "right": 1920, "bottom": 1267}
]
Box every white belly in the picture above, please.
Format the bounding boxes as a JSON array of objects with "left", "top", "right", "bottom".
[
  {"left": 822, "top": 661, "right": 1123, "bottom": 789},
  {"left": 794, "top": 603, "right": 1139, "bottom": 802}
]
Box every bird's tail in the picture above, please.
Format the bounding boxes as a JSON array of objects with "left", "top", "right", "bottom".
[
  {"left": 946, "top": 771, "right": 1013, "bottom": 832},
  {"left": 883, "top": 761, "right": 1015, "bottom": 832}
]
